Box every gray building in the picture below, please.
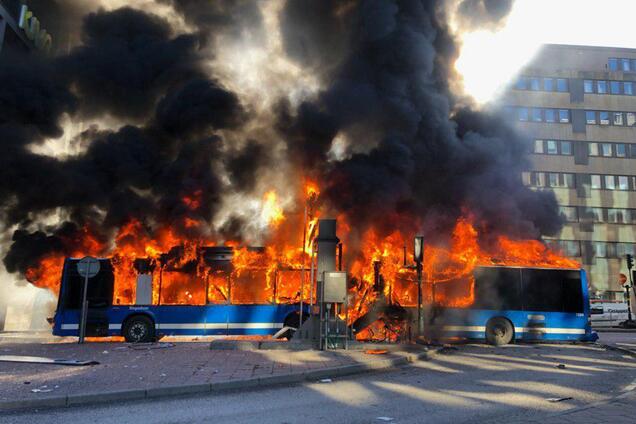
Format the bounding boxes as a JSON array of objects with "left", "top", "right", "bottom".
[
  {"left": 0, "top": 0, "right": 34, "bottom": 56},
  {"left": 502, "top": 44, "right": 636, "bottom": 301}
]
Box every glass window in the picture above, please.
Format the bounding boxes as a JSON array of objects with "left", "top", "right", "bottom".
[
  {"left": 608, "top": 209, "right": 624, "bottom": 223},
  {"left": 616, "top": 144, "right": 627, "bottom": 157},
  {"left": 589, "top": 142, "right": 599, "bottom": 156},
  {"left": 618, "top": 175, "right": 629, "bottom": 190},
  {"left": 531, "top": 108, "right": 542, "bottom": 122},
  {"left": 625, "top": 82, "right": 634, "bottom": 95},
  {"left": 605, "top": 175, "right": 616, "bottom": 190},
  {"left": 559, "top": 109, "right": 570, "bottom": 123},
  {"left": 584, "top": 80, "right": 594, "bottom": 93},
  {"left": 546, "top": 140, "right": 558, "bottom": 154},
  {"left": 617, "top": 243, "right": 636, "bottom": 257},
  {"left": 622, "top": 58, "right": 631, "bottom": 71},
  {"left": 632, "top": 59, "right": 636, "bottom": 72},
  {"left": 628, "top": 113, "right": 636, "bottom": 126},
  {"left": 473, "top": 268, "right": 522, "bottom": 310},
  {"left": 609, "top": 58, "right": 618, "bottom": 71},
  {"left": 559, "top": 206, "right": 578, "bottom": 222},
  {"left": 593, "top": 242, "right": 607, "bottom": 258},
  {"left": 610, "top": 81, "right": 621, "bottom": 94},
  {"left": 534, "top": 139, "right": 544, "bottom": 154},
  {"left": 532, "top": 172, "right": 545, "bottom": 187},
  {"left": 614, "top": 112, "right": 624, "bottom": 125},
  {"left": 586, "top": 110, "right": 597, "bottom": 124},
  {"left": 590, "top": 207, "right": 604, "bottom": 222},
  {"left": 601, "top": 143, "right": 613, "bottom": 156},
  {"left": 564, "top": 173, "right": 575, "bottom": 188},
  {"left": 557, "top": 78, "right": 568, "bottom": 92},
  {"left": 515, "top": 77, "right": 527, "bottom": 90},
  {"left": 530, "top": 77, "right": 541, "bottom": 91},
  {"left": 561, "top": 141, "right": 572, "bottom": 155},
  {"left": 545, "top": 109, "right": 556, "bottom": 122},
  {"left": 599, "top": 111, "right": 610, "bottom": 125},
  {"left": 543, "top": 78, "right": 554, "bottom": 91},
  {"left": 522, "top": 172, "right": 532, "bottom": 186},
  {"left": 518, "top": 107, "right": 528, "bottom": 121},
  {"left": 548, "top": 173, "right": 559, "bottom": 187},
  {"left": 564, "top": 241, "right": 581, "bottom": 257},
  {"left": 591, "top": 175, "right": 602, "bottom": 189},
  {"left": 597, "top": 80, "right": 608, "bottom": 94}
]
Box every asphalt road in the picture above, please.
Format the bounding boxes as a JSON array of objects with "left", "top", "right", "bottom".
[{"left": 2, "top": 341, "right": 636, "bottom": 424}]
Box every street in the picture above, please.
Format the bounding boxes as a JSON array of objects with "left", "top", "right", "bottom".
[{"left": 2, "top": 337, "right": 635, "bottom": 424}]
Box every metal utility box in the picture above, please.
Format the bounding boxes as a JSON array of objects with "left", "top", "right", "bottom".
[{"left": 322, "top": 271, "right": 347, "bottom": 303}]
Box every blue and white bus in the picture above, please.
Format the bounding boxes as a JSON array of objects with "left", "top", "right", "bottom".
[
  {"left": 52, "top": 258, "right": 306, "bottom": 342},
  {"left": 431, "top": 265, "right": 598, "bottom": 345}
]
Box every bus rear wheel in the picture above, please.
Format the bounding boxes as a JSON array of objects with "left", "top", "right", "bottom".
[
  {"left": 123, "top": 315, "right": 155, "bottom": 343},
  {"left": 486, "top": 317, "right": 514, "bottom": 346}
]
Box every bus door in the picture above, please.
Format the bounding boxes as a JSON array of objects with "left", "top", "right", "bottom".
[{"left": 56, "top": 258, "right": 114, "bottom": 337}]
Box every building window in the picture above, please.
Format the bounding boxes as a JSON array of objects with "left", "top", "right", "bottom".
[
  {"left": 531, "top": 108, "right": 542, "bottom": 122},
  {"left": 564, "top": 173, "right": 575, "bottom": 188},
  {"left": 622, "top": 58, "right": 631, "bottom": 71},
  {"left": 518, "top": 107, "right": 528, "bottom": 121},
  {"left": 531, "top": 172, "right": 545, "bottom": 187},
  {"left": 605, "top": 175, "right": 616, "bottom": 190},
  {"left": 561, "top": 141, "right": 572, "bottom": 155},
  {"left": 617, "top": 243, "right": 636, "bottom": 257},
  {"left": 530, "top": 77, "right": 541, "bottom": 91},
  {"left": 584, "top": 80, "right": 594, "bottom": 93},
  {"left": 628, "top": 113, "right": 636, "bottom": 126},
  {"left": 611, "top": 81, "right": 621, "bottom": 94},
  {"left": 593, "top": 242, "right": 607, "bottom": 258},
  {"left": 601, "top": 143, "right": 613, "bottom": 156},
  {"left": 515, "top": 77, "right": 527, "bottom": 90},
  {"left": 545, "top": 109, "right": 556, "bottom": 122},
  {"left": 614, "top": 112, "right": 624, "bottom": 126},
  {"left": 589, "top": 143, "right": 599, "bottom": 156},
  {"left": 559, "top": 207, "right": 578, "bottom": 222},
  {"left": 586, "top": 110, "right": 597, "bottom": 124},
  {"left": 543, "top": 78, "right": 554, "bottom": 91},
  {"left": 625, "top": 82, "right": 634, "bottom": 95},
  {"left": 546, "top": 140, "right": 558, "bottom": 154},
  {"left": 522, "top": 172, "right": 532, "bottom": 186},
  {"left": 556, "top": 78, "right": 568, "bottom": 92},
  {"left": 534, "top": 139, "right": 544, "bottom": 154},
  {"left": 559, "top": 109, "right": 570, "bottom": 123},
  {"left": 548, "top": 173, "right": 559, "bottom": 187},
  {"left": 591, "top": 175, "right": 602, "bottom": 189},
  {"left": 597, "top": 80, "right": 608, "bottom": 94},
  {"left": 599, "top": 111, "right": 610, "bottom": 125},
  {"left": 609, "top": 58, "right": 618, "bottom": 71},
  {"left": 608, "top": 209, "right": 624, "bottom": 223},
  {"left": 618, "top": 175, "right": 629, "bottom": 190},
  {"left": 616, "top": 143, "right": 627, "bottom": 157}
]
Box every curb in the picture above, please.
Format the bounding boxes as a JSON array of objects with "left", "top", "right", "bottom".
[
  {"left": 0, "top": 348, "right": 437, "bottom": 413},
  {"left": 600, "top": 343, "right": 636, "bottom": 358}
]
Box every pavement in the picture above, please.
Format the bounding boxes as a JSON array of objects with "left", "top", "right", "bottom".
[
  {"left": 2, "top": 342, "right": 635, "bottom": 424},
  {"left": 0, "top": 336, "right": 432, "bottom": 412}
]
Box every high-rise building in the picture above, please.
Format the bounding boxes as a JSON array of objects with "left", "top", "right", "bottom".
[
  {"left": 0, "top": 0, "right": 33, "bottom": 56},
  {"left": 503, "top": 44, "right": 636, "bottom": 301}
]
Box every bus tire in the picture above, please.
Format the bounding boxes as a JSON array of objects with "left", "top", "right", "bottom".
[
  {"left": 485, "top": 317, "right": 514, "bottom": 346},
  {"left": 123, "top": 315, "right": 155, "bottom": 343}
]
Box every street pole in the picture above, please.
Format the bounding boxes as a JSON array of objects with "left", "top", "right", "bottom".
[
  {"left": 79, "top": 270, "right": 89, "bottom": 344},
  {"left": 417, "top": 260, "right": 423, "bottom": 337},
  {"left": 626, "top": 283, "right": 633, "bottom": 323}
]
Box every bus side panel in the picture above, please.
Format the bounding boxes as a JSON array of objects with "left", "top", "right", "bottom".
[
  {"left": 225, "top": 304, "right": 295, "bottom": 336},
  {"left": 52, "top": 259, "right": 76, "bottom": 337},
  {"left": 154, "top": 306, "right": 209, "bottom": 336}
]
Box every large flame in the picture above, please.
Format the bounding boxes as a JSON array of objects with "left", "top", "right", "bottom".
[{"left": 24, "top": 182, "right": 578, "bottom": 340}]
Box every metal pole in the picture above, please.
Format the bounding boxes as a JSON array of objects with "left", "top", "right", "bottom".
[
  {"left": 629, "top": 267, "right": 635, "bottom": 322},
  {"left": 626, "top": 284, "right": 633, "bottom": 322},
  {"left": 417, "top": 261, "right": 423, "bottom": 338},
  {"left": 300, "top": 203, "right": 308, "bottom": 329},
  {"left": 309, "top": 243, "right": 316, "bottom": 309},
  {"left": 78, "top": 264, "right": 90, "bottom": 344}
]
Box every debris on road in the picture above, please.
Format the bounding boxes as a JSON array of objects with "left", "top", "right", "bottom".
[
  {"left": 30, "top": 386, "right": 53, "bottom": 394},
  {"left": 365, "top": 349, "right": 388, "bottom": 355},
  {"left": 376, "top": 417, "right": 395, "bottom": 421},
  {"left": 0, "top": 355, "right": 99, "bottom": 366},
  {"left": 546, "top": 397, "right": 572, "bottom": 402},
  {"left": 319, "top": 378, "right": 332, "bottom": 383},
  {"left": 556, "top": 364, "right": 566, "bottom": 369}
]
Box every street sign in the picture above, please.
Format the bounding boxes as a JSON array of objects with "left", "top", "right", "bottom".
[
  {"left": 76, "top": 257, "right": 100, "bottom": 344},
  {"left": 620, "top": 273, "right": 628, "bottom": 285},
  {"left": 77, "top": 257, "right": 100, "bottom": 278}
]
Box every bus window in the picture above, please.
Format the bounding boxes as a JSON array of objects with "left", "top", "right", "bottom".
[
  {"left": 562, "top": 271, "right": 584, "bottom": 313},
  {"left": 60, "top": 259, "right": 114, "bottom": 309},
  {"left": 473, "top": 267, "right": 522, "bottom": 310},
  {"left": 521, "top": 269, "right": 582, "bottom": 312}
]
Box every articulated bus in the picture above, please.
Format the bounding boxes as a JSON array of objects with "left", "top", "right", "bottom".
[
  {"left": 430, "top": 266, "right": 598, "bottom": 345},
  {"left": 52, "top": 257, "right": 307, "bottom": 342}
]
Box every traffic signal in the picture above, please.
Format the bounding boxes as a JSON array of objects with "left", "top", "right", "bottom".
[{"left": 627, "top": 254, "right": 634, "bottom": 270}]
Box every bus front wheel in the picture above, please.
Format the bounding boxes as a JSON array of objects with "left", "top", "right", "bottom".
[
  {"left": 123, "top": 315, "right": 155, "bottom": 343},
  {"left": 485, "top": 318, "right": 514, "bottom": 346}
]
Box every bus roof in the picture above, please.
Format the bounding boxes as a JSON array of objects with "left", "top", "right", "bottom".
[{"left": 476, "top": 264, "right": 581, "bottom": 271}]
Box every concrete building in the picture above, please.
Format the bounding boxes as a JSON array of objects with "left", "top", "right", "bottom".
[
  {"left": 0, "top": 0, "right": 34, "bottom": 56},
  {"left": 503, "top": 44, "right": 636, "bottom": 301}
]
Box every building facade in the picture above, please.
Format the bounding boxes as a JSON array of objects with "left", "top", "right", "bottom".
[{"left": 503, "top": 44, "right": 636, "bottom": 301}]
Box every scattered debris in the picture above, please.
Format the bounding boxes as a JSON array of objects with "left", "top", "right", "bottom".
[
  {"left": 129, "top": 343, "right": 175, "bottom": 351},
  {"left": 376, "top": 417, "right": 394, "bottom": 422},
  {"left": 546, "top": 397, "right": 572, "bottom": 403},
  {"left": 319, "top": 378, "right": 332, "bottom": 383},
  {"left": 365, "top": 349, "right": 389, "bottom": 355},
  {"left": 30, "top": 388, "right": 53, "bottom": 393},
  {"left": 556, "top": 364, "right": 566, "bottom": 369},
  {"left": 102, "top": 351, "right": 109, "bottom": 354},
  {"left": 23, "top": 381, "right": 30, "bottom": 385},
  {"left": 160, "top": 373, "right": 167, "bottom": 377},
  {"left": 0, "top": 355, "right": 99, "bottom": 366}
]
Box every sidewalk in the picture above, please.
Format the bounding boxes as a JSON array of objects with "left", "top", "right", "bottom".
[{"left": 0, "top": 340, "right": 429, "bottom": 411}]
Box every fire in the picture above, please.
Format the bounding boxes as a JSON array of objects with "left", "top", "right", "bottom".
[{"left": 24, "top": 179, "right": 578, "bottom": 342}]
